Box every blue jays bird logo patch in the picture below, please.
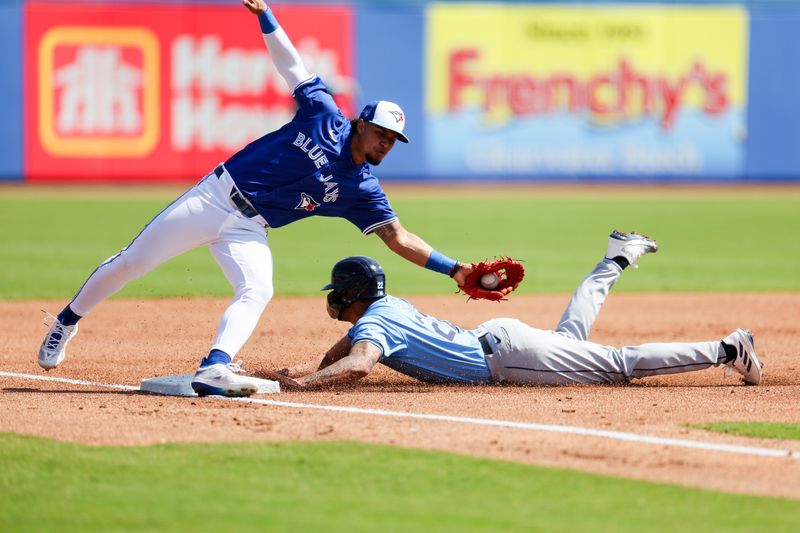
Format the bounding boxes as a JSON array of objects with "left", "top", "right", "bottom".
[
  {"left": 388, "top": 110, "right": 404, "bottom": 123},
  {"left": 295, "top": 192, "right": 320, "bottom": 212}
]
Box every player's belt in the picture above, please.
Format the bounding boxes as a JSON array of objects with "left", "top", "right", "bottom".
[
  {"left": 230, "top": 188, "right": 260, "bottom": 219},
  {"left": 214, "top": 165, "right": 263, "bottom": 221}
]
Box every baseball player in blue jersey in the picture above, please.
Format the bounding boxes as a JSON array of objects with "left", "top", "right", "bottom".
[
  {"left": 37, "top": 0, "right": 475, "bottom": 397},
  {"left": 264, "top": 231, "right": 763, "bottom": 390}
]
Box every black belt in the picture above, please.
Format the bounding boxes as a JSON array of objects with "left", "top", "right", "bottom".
[
  {"left": 214, "top": 165, "right": 260, "bottom": 219},
  {"left": 478, "top": 333, "right": 495, "bottom": 356}
]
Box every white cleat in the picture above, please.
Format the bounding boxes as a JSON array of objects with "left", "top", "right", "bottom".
[
  {"left": 191, "top": 361, "right": 261, "bottom": 397},
  {"left": 722, "top": 328, "right": 763, "bottom": 386},
  {"left": 605, "top": 230, "right": 658, "bottom": 268},
  {"left": 38, "top": 311, "right": 78, "bottom": 370}
]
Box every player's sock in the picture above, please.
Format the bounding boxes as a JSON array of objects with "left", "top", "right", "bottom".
[
  {"left": 611, "top": 256, "right": 630, "bottom": 270},
  {"left": 57, "top": 305, "right": 82, "bottom": 327},
  {"left": 719, "top": 341, "right": 737, "bottom": 364},
  {"left": 200, "top": 349, "right": 232, "bottom": 367}
]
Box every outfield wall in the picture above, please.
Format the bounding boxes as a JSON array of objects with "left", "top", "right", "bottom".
[{"left": 1, "top": 0, "right": 798, "bottom": 182}]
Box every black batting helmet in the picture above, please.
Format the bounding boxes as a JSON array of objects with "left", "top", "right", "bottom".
[{"left": 322, "top": 256, "right": 386, "bottom": 317}]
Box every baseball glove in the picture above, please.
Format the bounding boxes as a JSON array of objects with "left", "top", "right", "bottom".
[{"left": 459, "top": 257, "right": 525, "bottom": 301}]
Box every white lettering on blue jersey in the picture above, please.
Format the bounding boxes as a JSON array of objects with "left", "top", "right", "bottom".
[
  {"left": 319, "top": 174, "right": 339, "bottom": 203},
  {"left": 292, "top": 132, "right": 329, "bottom": 169},
  {"left": 348, "top": 295, "right": 492, "bottom": 384}
]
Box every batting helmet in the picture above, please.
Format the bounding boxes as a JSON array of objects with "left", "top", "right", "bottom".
[{"left": 322, "top": 256, "right": 386, "bottom": 317}]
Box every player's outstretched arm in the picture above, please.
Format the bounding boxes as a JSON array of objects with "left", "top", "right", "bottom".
[
  {"left": 242, "top": 0, "right": 311, "bottom": 90},
  {"left": 318, "top": 335, "right": 353, "bottom": 370},
  {"left": 266, "top": 335, "right": 351, "bottom": 378},
  {"left": 373, "top": 220, "right": 473, "bottom": 285},
  {"left": 265, "top": 342, "right": 381, "bottom": 390}
]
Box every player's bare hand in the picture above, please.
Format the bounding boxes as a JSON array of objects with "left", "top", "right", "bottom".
[
  {"left": 452, "top": 262, "right": 473, "bottom": 286},
  {"left": 258, "top": 369, "right": 305, "bottom": 390},
  {"left": 243, "top": 0, "right": 267, "bottom": 15}
]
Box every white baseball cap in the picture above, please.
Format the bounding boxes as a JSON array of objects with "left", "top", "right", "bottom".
[{"left": 358, "top": 100, "right": 409, "bottom": 143}]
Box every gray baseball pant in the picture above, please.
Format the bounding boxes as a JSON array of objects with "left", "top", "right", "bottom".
[{"left": 480, "top": 259, "right": 723, "bottom": 385}]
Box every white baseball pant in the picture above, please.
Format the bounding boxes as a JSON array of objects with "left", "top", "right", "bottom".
[{"left": 67, "top": 167, "right": 272, "bottom": 357}]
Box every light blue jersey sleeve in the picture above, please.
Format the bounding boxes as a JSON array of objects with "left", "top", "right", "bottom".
[
  {"left": 348, "top": 318, "right": 405, "bottom": 357},
  {"left": 348, "top": 296, "right": 492, "bottom": 384}
]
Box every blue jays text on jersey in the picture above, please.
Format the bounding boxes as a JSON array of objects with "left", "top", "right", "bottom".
[
  {"left": 222, "top": 76, "right": 398, "bottom": 234},
  {"left": 348, "top": 295, "right": 494, "bottom": 384}
]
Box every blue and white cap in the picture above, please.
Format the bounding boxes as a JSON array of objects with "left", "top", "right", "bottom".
[{"left": 358, "top": 100, "right": 409, "bottom": 143}]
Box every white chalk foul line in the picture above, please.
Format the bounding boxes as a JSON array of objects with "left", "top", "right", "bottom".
[
  {"left": 1, "top": 371, "right": 139, "bottom": 391},
  {"left": 3, "top": 371, "right": 799, "bottom": 459}
]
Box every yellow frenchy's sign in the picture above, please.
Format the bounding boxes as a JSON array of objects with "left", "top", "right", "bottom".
[{"left": 427, "top": 4, "right": 747, "bottom": 130}]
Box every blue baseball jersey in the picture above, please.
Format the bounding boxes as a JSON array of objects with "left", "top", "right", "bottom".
[
  {"left": 348, "top": 295, "right": 493, "bottom": 384},
  {"left": 223, "top": 76, "right": 397, "bottom": 234}
]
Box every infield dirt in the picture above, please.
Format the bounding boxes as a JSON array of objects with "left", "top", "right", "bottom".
[{"left": 2, "top": 293, "right": 799, "bottom": 499}]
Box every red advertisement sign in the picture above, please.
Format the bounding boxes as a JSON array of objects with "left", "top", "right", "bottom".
[{"left": 25, "top": 2, "right": 354, "bottom": 182}]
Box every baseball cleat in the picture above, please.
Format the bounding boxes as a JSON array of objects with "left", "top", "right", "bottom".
[
  {"left": 191, "top": 361, "right": 260, "bottom": 397},
  {"left": 722, "top": 328, "right": 763, "bottom": 385},
  {"left": 605, "top": 230, "right": 658, "bottom": 268},
  {"left": 38, "top": 311, "right": 78, "bottom": 370}
]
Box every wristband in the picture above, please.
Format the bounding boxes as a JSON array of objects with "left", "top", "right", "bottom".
[
  {"left": 425, "top": 250, "right": 458, "bottom": 276},
  {"left": 258, "top": 9, "right": 279, "bottom": 34},
  {"left": 448, "top": 263, "right": 462, "bottom": 278}
]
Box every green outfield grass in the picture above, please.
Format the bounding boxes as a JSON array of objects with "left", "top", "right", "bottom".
[
  {"left": 1, "top": 188, "right": 798, "bottom": 299},
  {"left": 688, "top": 422, "right": 800, "bottom": 441},
  {"left": 1, "top": 433, "right": 798, "bottom": 532}
]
